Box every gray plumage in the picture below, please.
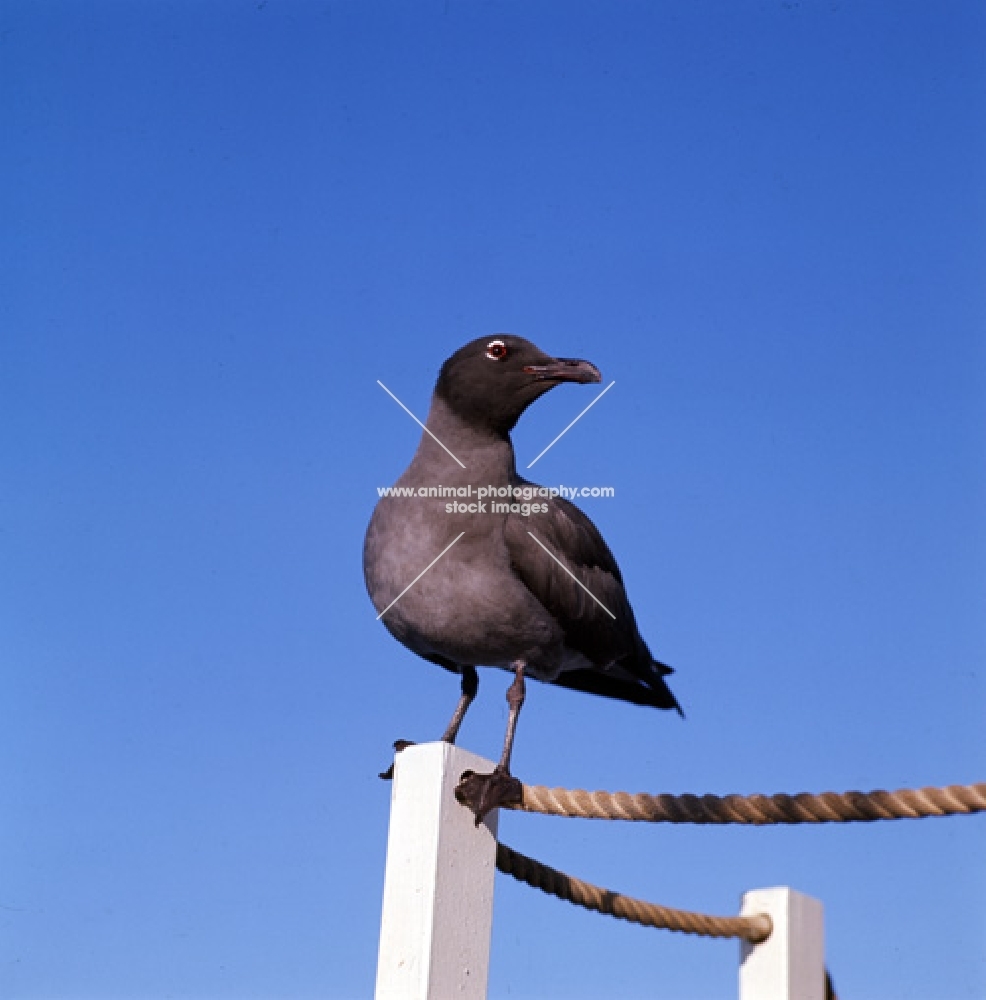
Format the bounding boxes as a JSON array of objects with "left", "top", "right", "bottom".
[{"left": 365, "top": 334, "right": 681, "bottom": 714}]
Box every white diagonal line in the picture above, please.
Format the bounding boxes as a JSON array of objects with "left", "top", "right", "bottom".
[
  {"left": 376, "top": 532, "right": 466, "bottom": 620},
  {"left": 377, "top": 380, "right": 466, "bottom": 469},
  {"left": 526, "top": 380, "right": 615, "bottom": 469},
  {"left": 526, "top": 530, "right": 616, "bottom": 619}
]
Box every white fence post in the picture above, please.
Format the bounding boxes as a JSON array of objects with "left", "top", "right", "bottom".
[
  {"left": 739, "top": 887, "right": 825, "bottom": 1000},
  {"left": 375, "top": 742, "right": 499, "bottom": 1000}
]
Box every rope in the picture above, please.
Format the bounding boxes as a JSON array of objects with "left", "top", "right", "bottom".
[
  {"left": 511, "top": 781, "right": 986, "bottom": 824},
  {"left": 496, "top": 842, "right": 772, "bottom": 943},
  {"left": 491, "top": 777, "right": 986, "bottom": 990}
]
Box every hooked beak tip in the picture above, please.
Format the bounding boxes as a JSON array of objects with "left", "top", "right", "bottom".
[{"left": 523, "top": 358, "right": 602, "bottom": 384}]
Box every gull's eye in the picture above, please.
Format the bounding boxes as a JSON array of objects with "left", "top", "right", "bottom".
[{"left": 485, "top": 339, "right": 508, "bottom": 361}]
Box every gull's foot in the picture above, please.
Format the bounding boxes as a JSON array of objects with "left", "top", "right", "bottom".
[
  {"left": 378, "top": 739, "right": 417, "bottom": 780},
  {"left": 455, "top": 766, "right": 523, "bottom": 825}
]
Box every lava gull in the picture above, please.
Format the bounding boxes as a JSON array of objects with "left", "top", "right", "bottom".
[{"left": 364, "top": 334, "right": 681, "bottom": 822}]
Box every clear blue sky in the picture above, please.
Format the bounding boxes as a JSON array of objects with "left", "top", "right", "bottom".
[{"left": 2, "top": 2, "right": 984, "bottom": 997}]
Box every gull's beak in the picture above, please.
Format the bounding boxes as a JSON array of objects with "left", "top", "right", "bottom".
[{"left": 523, "top": 357, "right": 602, "bottom": 384}]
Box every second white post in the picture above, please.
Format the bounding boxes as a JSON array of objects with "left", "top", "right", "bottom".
[{"left": 739, "top": 886, "right": 825, "bottom": 1000}]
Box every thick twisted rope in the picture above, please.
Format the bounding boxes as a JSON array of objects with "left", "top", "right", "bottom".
[
  {"left": 510, "top": 781, "right": 986, "bottom": 824},
  {"left": 495, "top": 842, "right": 772, "bottom": 943},
  {"left": 497, "top": 843, "right": 841, "bottom": 998}
]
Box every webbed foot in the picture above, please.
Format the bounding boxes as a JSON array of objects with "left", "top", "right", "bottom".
[
  {"left": 378, "top": 739, "right": 416, "bottom": 780},
  {"left": 454, "top": 765, "right": 523, "bottom": 825}
]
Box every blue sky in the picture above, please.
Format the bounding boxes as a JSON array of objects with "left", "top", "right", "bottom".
[{"left": 2, "top": 2, "right": 984, "bottom": 997}]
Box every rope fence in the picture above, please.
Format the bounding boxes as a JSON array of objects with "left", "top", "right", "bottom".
[
  {"left": 493, "top": 779, "right": 982, "bottom": 999},
  {"left": 377, "top": 744, "right": 984, "bottom": 998},
  {"left": 497, "top": 841, "right": 841, "bottom": 999}
]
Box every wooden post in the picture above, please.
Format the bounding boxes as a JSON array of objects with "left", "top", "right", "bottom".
[
  {"left": 739, "top": 887, "right": 825, "bottom": 1000},
  {"left": 375, "top": 742, "right": 499, "bottom": 1000}
]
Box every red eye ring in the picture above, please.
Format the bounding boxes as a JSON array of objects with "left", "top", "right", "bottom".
[{"left": 485, "top": 339, "right": 508, "bottom": 361}]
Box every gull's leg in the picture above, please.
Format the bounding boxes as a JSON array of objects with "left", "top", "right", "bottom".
[
  {"left": 379, "top": 666, "right": 479, "bottom": 780},
  {"left": 440, "top": 665, "right": 479, "bottom": 743},
  {"left": 499, "top": 661, "right": 525, "bottom": 769},
  {"left": 455, "top": 661, "right": 525, "bottom": 824}
]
